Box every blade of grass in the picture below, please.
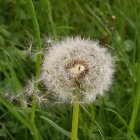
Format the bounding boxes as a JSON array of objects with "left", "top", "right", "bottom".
[
  {"left": 5, "top": 55, "right": 21, "bottom": 91},
  {"left": 27, "top": 0, "right": 42, "bottom": 140},
  {"left": 4, "top": 126, "right": 16, "bottom": 140},
  {"left": 109, "top": 123, "right": 131, "bottom": 139},
  {"left": 0, "top": 64, "right": 15, "bottom": 91},
  {"left": 129, "top": 65, "right": 140, "bottom": 131},
  {"left": 129, "top": 9, "right": 140, "bottom": 131},
  {"left": 27, "top": 0, "right": 42, "bottom": 79},
  {"left": 47, "top": 0, "right": 57, "bottom": 39},
  {"left": 80, "top": 105, "right": 106, "bottom": 139},
  {"left": 40, "top": 116, "right": 78, "bottom": 139},
  {"left": 104, "top": 108, "right": 139, "bottom": 140},
  {"left": 0, "top": 97, "right": 30, "bottom": 129},
  {"left": 86, "top": 5, "right": 111, "bottom": 36},
  {"left": 80, "top": 105, "right": 138, "bottom": 139}
]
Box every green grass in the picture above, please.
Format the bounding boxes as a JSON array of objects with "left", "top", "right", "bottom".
[
  {"left": 0, "top": 0, "right": 140, "bottom": 140},
  {"left": 27, "top": 0, "right": 42, "bottom": 139}
]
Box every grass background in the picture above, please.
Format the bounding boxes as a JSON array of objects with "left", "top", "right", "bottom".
[{"left": 0, "top": 0, "right": 140, "bottom": 140}]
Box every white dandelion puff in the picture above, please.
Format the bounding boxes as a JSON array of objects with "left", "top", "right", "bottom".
[{"left": 41, "top": 37, "right": 115, "bottom": 104}]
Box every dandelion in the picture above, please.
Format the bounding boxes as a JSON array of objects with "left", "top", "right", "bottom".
[
  {"left": 41, "top": 36, "right": 115, "bottom": 140},
  {"left": 41, "top": 36, "right": 115, "bottom": 104}
]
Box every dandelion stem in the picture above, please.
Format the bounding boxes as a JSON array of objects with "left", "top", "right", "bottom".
[{"left": 71, "top": 103, "right": 79, "bottom": 140}]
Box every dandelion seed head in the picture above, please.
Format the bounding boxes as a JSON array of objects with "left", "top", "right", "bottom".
[{"left": 41, "top": 37, "right": 115, "bottom": 104}]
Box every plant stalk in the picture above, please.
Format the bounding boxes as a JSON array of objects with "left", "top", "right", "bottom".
[
  {"left": 27, "top": 0, "right": 42, "bottom": 140},
  {"left": 71, "top": 103, "right": 79, "bottom": 140},
  {"left": 129, "top": 64, "right": 140, "bottom": 130}
]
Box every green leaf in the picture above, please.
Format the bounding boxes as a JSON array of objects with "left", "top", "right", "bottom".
[
  {"left": 40, "top": 116, "right": 79, "bottom": 140},
  {"left": 0, "top": 97, "right": 30, "bottom": 129}
]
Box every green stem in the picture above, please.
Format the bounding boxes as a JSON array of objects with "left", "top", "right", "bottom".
[
  {"left": 129, "top": 64, "right": 140, "bottom": 130},
  {"left": 71, "top": 103, "right": 79, "bottom": 140},
  {"left": 27, "top": 0, "right": 42, "bottom": 140},
  {"left": 129, "top": 9, "right": 140, "bottom": 131}
]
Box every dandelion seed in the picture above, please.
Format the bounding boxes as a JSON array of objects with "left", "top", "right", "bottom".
[
  {"left": 25, "top": 39, "right": 33, "bottom": 55},
  {"left": 41, "top": 37, "right": 115, "bottom": 104},
  {"left": 43, "top": 36, "right": 54, "bottom": 47},
  {"left": 24, "top": 80, "right": 36, "bottom": 97}
]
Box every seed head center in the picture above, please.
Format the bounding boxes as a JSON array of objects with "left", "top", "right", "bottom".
[
  {"left": 70, "top": 64, "right": 85, "bottom": 76},
  {"left": 64, "top": 59, "right": 89, "bottom": 79}
]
